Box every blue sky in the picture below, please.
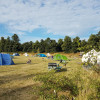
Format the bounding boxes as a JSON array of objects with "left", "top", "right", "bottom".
[{"left": 0, "top": 0, "right": 100, "bottom": 43}]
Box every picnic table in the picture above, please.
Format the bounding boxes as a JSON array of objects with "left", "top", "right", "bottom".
[{"left": 48, "top": 63, "right": 62, "bottom": 71}]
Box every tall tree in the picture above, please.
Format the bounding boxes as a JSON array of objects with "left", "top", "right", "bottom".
[
  {"left": 50, "top": 40, "right": 57, "bottom": 52},
  {"left": 4, "top": 36, "right": 11, "bottom": 52},
  {"left": 77, "top": 40, "right": 87, "bottom": 52},
  {"left": 12, "top": 34, "right": 20, "bottom": 52},
  {"left": 12, "top": 34, "right": 20, "bottom": 43},
  {"left": 96, "top": 31, "right": 100, "bottom": 51},
  {"left": 45, "top": 38, "right": 51, "bottom": 52},
  {"left": 27, "top": 41, "right": 33, "bottom": 52},
  {"left": 33, "top": 40, "right": 40, "bottom": 53},
  {"left": 72, "top": 36, "right": 81, "bottom": 53},
  {"left": 88, "top": 34, "right": 98, "bottom": 50},
  {"left": 39, "top": 39, "right": 45, "bottom": 53},
  {"left": 57, "top": 39, "right": 63, "bottom": 52},
  {"left": 62, "top": 36, "right": 72, "bottom": 53},
  {"left": 22, "top": 41, "right": 33, "bottom": 52},
  {"left": 0, "top": 37, "right": 5, "bottom": 52}
]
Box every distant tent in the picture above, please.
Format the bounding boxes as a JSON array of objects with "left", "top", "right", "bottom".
[
  {"left": 82, "top": 49, "right": 100, "bottom": 66},
  {"left": 13, "top": 53, "right": 20, "bottom": 56},
  {"left": 24, "top": 53, "right": 29, "bottom": 56},
  {"left": 37, "top": 54, "right": 47, "bottom": 57},
  {"left": 46, "top": 53, "right": 51, "bottom": 57},
  {"left": 34, "top": 54, "right": 39, "bottom": 57},
  {"left": 10, "top": 55, "right": 14, "bottom": 59},
  {"left": 53, "top": 54, "right": 68, "bottom": 61},
  {"left": 0, "top": 53, "right": 15, "bottom": 65}
]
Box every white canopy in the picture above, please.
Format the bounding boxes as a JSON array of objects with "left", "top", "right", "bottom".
[
  {"left": 82, "top": 49, "right": 100, "bottom": 66},
  {"left": 24, "top": 53, "right": 29, "bottom": 56},
  {"left": 46, "top": 53, "right": 51, "bottom": 57}
]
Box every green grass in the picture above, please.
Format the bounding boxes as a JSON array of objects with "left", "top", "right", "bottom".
[{"left": 0, "top": 53, "right": 100, "bottom": 100}]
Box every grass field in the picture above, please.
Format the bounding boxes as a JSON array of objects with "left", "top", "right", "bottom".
[{"left": 0, "top": 53, "right": 100, "bottom": 100}]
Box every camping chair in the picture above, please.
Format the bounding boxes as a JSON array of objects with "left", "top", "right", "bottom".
[
  {"left": 63, "top": 62, "right": 67, "bottom": 67},
  {"left": 59, "top": 59, "right": 63, "bottom": 63},
  {"left": 27, "top": 59, "right": 31, "bottom": 64},
  {"left": 62, "top": 60, "right": 67, "bottom": 67},
  {"left": 59, "top": 60, "right": 67, "bottom": 67}
]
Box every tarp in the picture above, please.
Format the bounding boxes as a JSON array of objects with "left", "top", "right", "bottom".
[
  {"left": 0, "top": 53, "right": 15, "bottom": 65},
  {"left": 13, "top": 53, "right": 20, "bottom": 56},
  {"left": 37, "top": 54, "right": 47, "bottom": 57},
  {"left": 53, "top": 54, "right": 68, "bottom": 61}
]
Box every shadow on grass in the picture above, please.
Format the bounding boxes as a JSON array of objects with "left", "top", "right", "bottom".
[
  {"left": 61, "top": 68, "right": 67, "bottom": 72},
  {"left": 0, "top": 73, "right": 36, "bottom": 85},
  {"left": 15, "top": 63, "right": 27, "bottom": 65},
  {"left": 0, "top": 84, "right": 39, "bottom": 100},
  {"left": 0, "top": 72, "right": 47, "bottom": 86},
  {"left": 15, "top": 63, "right": 39, "bottom": 65},
  {"left": 55, "top": 68, "right": 67, "bottom": 73}
]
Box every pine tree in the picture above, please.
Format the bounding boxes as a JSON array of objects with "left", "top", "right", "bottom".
[
  {"left": 72, "top": 36, "right": 81, "bottom": 53},
  {"left": 0, "top": 37, "right": 5, "bottom": 52},
  {"left": 62, "top": 36, "right": 72, "bottom": 53}
]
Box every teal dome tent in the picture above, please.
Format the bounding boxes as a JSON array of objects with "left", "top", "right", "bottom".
[{"left": 37, "top": 54, "right": 47, "bottom": 57}]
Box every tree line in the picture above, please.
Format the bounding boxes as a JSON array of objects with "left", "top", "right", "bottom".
[{"left": 0, "top": 32, "right": 100, "bottom": 53}]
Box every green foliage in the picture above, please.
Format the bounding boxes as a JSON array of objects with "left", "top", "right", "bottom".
[
  {"left": 0, "top": 37, "right": 5, "bottom": 52},
  {"left": 4, "top": 36, "right": 11, "bottom": 52},
  {"left": 33, "top": 40, "right": 40, "bottom": 53},
  {"left": 0, "top": 31, "right": 100, "bottom": 52},
  {"left": 57, "top": 39, "right": 63, "bottom": 52},
  {"left": 62, "top": 36, "right": 72, "bottom": 53},
  {"left": 88, "top": 34, "right": 100, "bottom": 51},
  {"left": 22, "top": 42, "right": 33, "bottom": 52},
  {"left": 39, "top": 39, "right": 45, "bottom": 53},
  {"left": 50, "top": 40, "right": 57, "bottom": 53},
  {"left": 72, "top": 36, "right": 81, "bottom": 53},
  {"left": 88, "top": 78, "right": 100, "bottom": 100},
  {"left": 12, "top": 34, "right": 20, "bottom": 43},
  {"left": 33, "top": 72, "right": 79, "bottom": 99}
]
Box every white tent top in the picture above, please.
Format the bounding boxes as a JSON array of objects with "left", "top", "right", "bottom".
[
  {"left": 24, "top": 53, "right": 29, "bottom": 56},
  {"left": 82, "top": 49, "right": 100, "bottom": 66},
  {"left": 46, "top": 53, "right": 51, "bottom": 57}
]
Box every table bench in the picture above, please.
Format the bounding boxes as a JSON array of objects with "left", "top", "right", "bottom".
[{"left": 48, "top": 63, "right": 62, "bottom": 71}]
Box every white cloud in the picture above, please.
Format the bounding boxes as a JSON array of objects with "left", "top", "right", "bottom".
[
  {"left": 0, "top": 0, "right": 100, "bottom": 37},
  {"left": 20, "top": 35, "right": 45, "bottom": 43},
  {"left": 21, "top": 36, "right": 59, "bottom": 43},
  {"left": 80, "top": 37, "right": 89, "bottom": 41}
]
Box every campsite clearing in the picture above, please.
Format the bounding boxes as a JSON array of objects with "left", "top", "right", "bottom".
[{"left": 0, "top": 53, "right": 100, "bottom": 100}]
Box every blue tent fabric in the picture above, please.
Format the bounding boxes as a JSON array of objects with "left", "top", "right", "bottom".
[
  {"left": 10, "top": 55, "right": 14, "bottom": 59},
  {"left": 13, "top": 53, "right": 20, "bottom": 56},
  {"left": 37, "top": 54, "right": 47, "bottom": 57},
  {"left": 0, "top": 53, "right": 15, "bottom": 65}
]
